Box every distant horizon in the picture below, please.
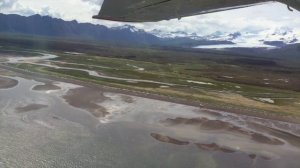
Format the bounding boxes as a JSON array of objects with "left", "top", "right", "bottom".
[
  {"left": 1, "top": 1, "right": 300, "bottom": 34},
  {"left": 0, "top": 12, "right": 299, "bottom": 48}
]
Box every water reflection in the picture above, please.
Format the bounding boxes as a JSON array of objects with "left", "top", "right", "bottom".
[{"left": 0, "top": 75, "right": 299, "bottom": 168}]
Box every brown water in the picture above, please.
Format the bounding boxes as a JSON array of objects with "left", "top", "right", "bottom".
[{"left": 0, "top": 75, "right": 300, "bottom": 168}]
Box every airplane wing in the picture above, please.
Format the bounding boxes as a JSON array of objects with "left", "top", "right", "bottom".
[{"left": 93, "top": 0, "right": 300, "bottom": 22}]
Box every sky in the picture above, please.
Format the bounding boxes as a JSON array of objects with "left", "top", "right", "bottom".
[{"left": 1, "top": 0, "right": 300, "bottom": 38}]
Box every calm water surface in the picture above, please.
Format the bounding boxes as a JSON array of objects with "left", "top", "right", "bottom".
[{"left": 0, "top": 76, "right": 299, "bottom": 168}]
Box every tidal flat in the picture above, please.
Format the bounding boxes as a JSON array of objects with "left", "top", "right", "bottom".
[
  {"left": 0, "top": 47, "right": 300, "bottom": 167},
  {"left": 0, "top": 72, "right": 299, "bottom": 168}
]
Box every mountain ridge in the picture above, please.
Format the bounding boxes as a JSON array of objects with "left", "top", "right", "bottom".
[{"left": 0, "top": 13, "right": 232, "bottom": 47}]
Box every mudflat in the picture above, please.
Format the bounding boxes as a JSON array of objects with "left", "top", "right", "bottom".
[
  {"left": 0, "top": 72, "right": 299, "bottom": 168},
  {"left": 0, "top": 76, "right": 18, "bottom": 89},
  {"left": 16, "top": 104, "right": 48, "bottom": 113},
  {"left": 32, "top": 83, "right": 61, "bottom": 91},
  {"left": 150, "top": 133, "right": 190, "bottom": 145},
  {"left": 0, "top": 50, "right": 300, "bottom": 167},
  {"left": 63, "top": 87, "right": 109, "bottom": 118}
]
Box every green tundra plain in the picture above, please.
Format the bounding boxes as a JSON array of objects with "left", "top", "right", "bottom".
[{"left": 1, "top": 34, "right": 300, "bottom": 122}]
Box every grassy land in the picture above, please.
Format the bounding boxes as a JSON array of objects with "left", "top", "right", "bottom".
[
  {"left": 1, "top": 35, "right": 300, "bottom": 120},
  {"left": 9, "top": 54, "right": 300, "bottom": 118}
]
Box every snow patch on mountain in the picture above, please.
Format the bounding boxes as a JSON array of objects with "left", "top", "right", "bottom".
[
  {"left": 151, "top": 26, "right": 300, "bottom": 48},
  {"left": 263, "top": 27, "right": 298, "bottom": 44},
  {"left": 151, "top": 29, "right": 204, "bottom": 40},
  {"left": 113, "top": 25, "right": 145, "bottom": 33}
]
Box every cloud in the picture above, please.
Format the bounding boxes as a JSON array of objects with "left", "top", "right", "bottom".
[
  {"left": 1, "top": 0, "right": 36, "bottom": 16},
  {"left": 1, "top": 0, "right": 99, "bottom": 22},
  {"left": 81, "top": 0, "right": 103, "bottom": 5},
  {"left": 133, "top": 2, "right": 300, "bottom": 35},
  {"left": 1, "top": 0, "right": 300, "bottom": 43},
  {"left": 0, "top": 0, "right": 18, "bottom": 8},
  {"left": 40, "top": 6, "right": 62, "bottom": 18}
]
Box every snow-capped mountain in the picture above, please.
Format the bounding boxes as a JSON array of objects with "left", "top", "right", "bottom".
[
  {"left": 1, "top": 14, "right": 299, "bottom": 49},
  {"left": 205, "top": 31, "right": 241, "bottom": 41},
  {"left": 149, "top": 29, "right": 234, "bottom": 46},
  {"left": 263, "top": 27, "right": 298, "bottom": 45},
  {"left": 0, "top": 14, "right": 233, "bottom": 47},
  {"left": 151, "top": 29, "right": 204, "bottom": 40},
  {"left": 151, "top": 26, "right": 299, "bottom": 48},
  {"left": 113, "top": 25, "right": 144, "bottom": 33},
  {"left": 152, "top": 29, "right": 242, "bottom": 41}
]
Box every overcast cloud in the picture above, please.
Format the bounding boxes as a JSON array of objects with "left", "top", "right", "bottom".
[{"left": 1, "top": 0, "right": 300, "bottom": 38}]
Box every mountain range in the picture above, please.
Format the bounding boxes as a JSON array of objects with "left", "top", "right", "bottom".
[
  {"left": 0, "top": 13, "right": 299, "bottom": 48},
  {"left": 151, "top": 27, "right": 299, "bottom": 48},
  {"left": 0, "top": 13, "right": 233, "bottom": 47}
]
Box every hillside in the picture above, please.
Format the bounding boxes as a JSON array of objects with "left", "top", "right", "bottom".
[{"left": 0, "top": 13, "right": 232, "bottom": 47}]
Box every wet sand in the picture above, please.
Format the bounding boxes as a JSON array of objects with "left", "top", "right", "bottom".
[
  {"left": 120, "top": 95, "right": 135, "bottom": 103},
  {"left": 63, "top": 87, "right": 109, "bottom": 118},
  {"left": 0, "top": 58, "right": 8, "bottom": 62},
  {"left": 2, "top": 64, "right": 300, "bottom": 124},
  {"left": 16, "top": 104, "right": 48, "bottom": 113},
  {"left": 150, "top": 133, "right": 190, "bottom": 145},
  {"left": 161, "top": 117, "right": 285, "bottom": 145},
  {"left": 32, "top": 83, "right": 61, "bottom": 91},
  {"left": 0, "top": 67, "right": 300, "bottom": 168},
  {"left": 0, "top": 76, "right": 18, "bottom": 89},
  {"left": 195, "top": 143, "right": 272, "bottom": 160},
  {"left": 150, "top": 132, "right": 278, "bottom": 161},
  {"left": 195, "top": 143, "right": 235, "bottom": 153}
]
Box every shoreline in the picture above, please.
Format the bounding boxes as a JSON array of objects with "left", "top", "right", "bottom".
[{"left": 1, "top": 64, "right": 300, "bottom": 124}]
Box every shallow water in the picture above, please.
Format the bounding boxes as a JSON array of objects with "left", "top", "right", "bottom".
[
  {"left": 0, "top": 75, "right": 300, "bottom": 168},
  {"left": 35, "top": 61, "right": 176, "bottom": 86}
]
